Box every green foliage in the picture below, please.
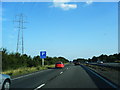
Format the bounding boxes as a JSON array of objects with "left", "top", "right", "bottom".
[
  {"left": 88, "top": 53, "right": 120, "bottom": 63},
  {"left": 73, "top": 53, "right": 120, "bottom": 63},
  {"left": 73, "top": 58, "right": 86, "bottom": 63},
  {"left": 2, "top": 48, "right": 69, "bottom": 71}
]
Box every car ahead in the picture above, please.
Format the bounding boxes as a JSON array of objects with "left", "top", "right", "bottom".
[
  {"left": 97, "top": 61, "right": 103, "bottom": 64},
  {"left": 74, "top": 62, "right": 80, "bottom": 65},
  {"left": 0, "top": 74, "right": 11, "bottom": 90},
  {"left": 55, "top": 61, "right": 64, "bottom": 68},
  {"left": 85, "top": 61, "right": 89, "bottom": 64}
]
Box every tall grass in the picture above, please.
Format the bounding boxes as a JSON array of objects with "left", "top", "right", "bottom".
[{"left": 2, "top": 64, "right": 55, "bottom": 77}]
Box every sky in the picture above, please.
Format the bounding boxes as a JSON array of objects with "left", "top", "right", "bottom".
[{"left": 2, "top": 1, "right": 118, "bottom": 61}]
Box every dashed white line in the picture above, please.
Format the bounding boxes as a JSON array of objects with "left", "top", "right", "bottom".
[
  {"left": 34, "top": 84, "right": 45, "bottom": 90},
  {"left": 67, "top": 68, "right": 68, "bottom": 69},
  {"left": 60, "top": 71, "right": 63, "bottom": 74}
]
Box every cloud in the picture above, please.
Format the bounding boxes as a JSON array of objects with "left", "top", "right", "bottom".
[
  {"left": 52, "top": 0, "right": 77, "bottom": 10},
  {"left": 86, "top": 0, "right": 93, "bottom": 5},
  {"left": 54, "top": 3, "right": 77, "bottom": 10}
]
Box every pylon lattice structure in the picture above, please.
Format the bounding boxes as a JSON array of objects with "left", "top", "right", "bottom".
[{"left": 14, "top": 13, "right": 26, "bottom": 54}]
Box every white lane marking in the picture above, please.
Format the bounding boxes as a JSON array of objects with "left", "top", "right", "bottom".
[
  {"left": 67, "top": 68, "right": 68, "bottom": 69},
  {"left": 60, "top": 71, "right": 63, "bottom": 74},
  {"left": 86, "top": 66, "right": 118, "bottom": 88},
  {"left": 12, "top": 70, "right": 46, "bottom": 80},
  {"left": 34, "top": 84, "right": 45, "bottom": 90}
]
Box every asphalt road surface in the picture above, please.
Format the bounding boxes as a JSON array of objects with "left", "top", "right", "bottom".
[{"left": 10, "top": 64, "right": 118, "bottom": 89}]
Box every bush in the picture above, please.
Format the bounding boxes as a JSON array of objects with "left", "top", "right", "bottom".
[{"left": 2, "top": 48, "right": 69, "bottom": 71}]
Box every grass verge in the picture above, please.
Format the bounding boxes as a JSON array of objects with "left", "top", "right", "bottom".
[
  {"left": 2, "top": 63, "right": 69, "bottom": 77},
  {"left": 2, "top": 64, "right": 55, "bottom": 77}
]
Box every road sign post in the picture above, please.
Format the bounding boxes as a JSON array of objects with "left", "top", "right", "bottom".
[
  {"left": 40, "top": 51, "right": 46, "bottom": 67},
  {"left": 42, "top": 58, "right": 44, "bottom": 67}
]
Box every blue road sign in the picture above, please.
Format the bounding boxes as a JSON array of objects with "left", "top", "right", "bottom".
[{"left": 40, "top": 51, "right": 46, "bottom": 59}]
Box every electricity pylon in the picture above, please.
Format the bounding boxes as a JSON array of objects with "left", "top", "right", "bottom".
[{"left": 14, "top": 13, "right": 26, "bottom": 54}]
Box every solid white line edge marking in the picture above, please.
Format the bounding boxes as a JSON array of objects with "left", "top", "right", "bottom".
[
  {"left": 34, "top": 84, "right": 45, "bottom": 90},
  {"left": 85, "top": 66, "right": 118, "bottom": 88},
  {"left": 12, "top": 70, "right": 46, "bottom": 80},
  {"left": 12, "top": 64, "right": 68, "bottom": 80}
]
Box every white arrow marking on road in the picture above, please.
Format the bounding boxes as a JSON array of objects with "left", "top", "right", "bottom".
[{"left": 34, "top": 84, "right": 45, "bottom": 90}]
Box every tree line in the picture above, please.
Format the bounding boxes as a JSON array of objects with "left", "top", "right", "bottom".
[
  {"left": 1, "top": 48, "right": 69, "bottom": 71},
  {"left": 73, "top": 53, "right": 120, "bottom": 63}
]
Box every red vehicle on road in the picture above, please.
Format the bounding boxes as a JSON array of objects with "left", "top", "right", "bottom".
[{"left": 55, "top": 61, "right": 64, "bottom": 68}]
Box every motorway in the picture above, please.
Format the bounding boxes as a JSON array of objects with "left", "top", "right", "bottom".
[{"left": 10, "top": 64, "right": 118, "bottom": 89}]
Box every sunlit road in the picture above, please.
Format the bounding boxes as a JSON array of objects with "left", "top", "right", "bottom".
[{"left": 10, "top": 64, "right": 118, "bottom": 89}]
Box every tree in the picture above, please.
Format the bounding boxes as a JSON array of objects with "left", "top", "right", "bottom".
[{"left": 92, "top": 56, "right": 98, "bottom": 62}]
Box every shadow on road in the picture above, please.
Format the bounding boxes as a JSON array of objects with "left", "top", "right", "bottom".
[{"left": 47, "top": 67, "right": 63, "bottom": 69}]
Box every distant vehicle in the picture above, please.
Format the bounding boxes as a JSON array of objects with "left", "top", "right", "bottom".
[
  {"left": 74, "top": 62, "right": 80, "bottom": 65},
  {"left": 55, "top": 61, "right": 64, "bottom": 68},
  {"left": 0, "top": 74, "right": 11, "bottom": 90},
  {"left": 85, "top": 61, "right": 89, "bottom": 64},
  {"left": 97, "top": 61, "right": 103, "bottom": 64}
]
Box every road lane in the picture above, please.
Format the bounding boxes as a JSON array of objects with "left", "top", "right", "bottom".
[
  {"left": 10, "top": 64, "right": 118, "bottom": 89},
  {"left": 11, "top": 64, "right": 71, "bottom": 89},
  {"left": 42, "top": 65, "right": 97, "bottom": 88}
]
